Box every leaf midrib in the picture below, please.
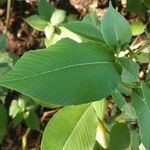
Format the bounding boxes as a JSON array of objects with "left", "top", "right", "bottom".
[{"left": 0, "top": 61, "right": 115, "bottom": 83}]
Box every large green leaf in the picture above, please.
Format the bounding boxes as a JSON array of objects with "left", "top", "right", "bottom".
[
  {"left": 64, "top": 21, "right": 103, "bottom": 41},
  {"left": 41, "top": 104, "right": 98, "bottom": 150},
  {"left": 0, "top": 39, "right": 121, "bottom": 105},
  {"left": 25, "top": 15, "right": 48, "bottom": 31},
  {"left": 101, "top": 2, "right": 132, "bottom": 49},
  {"left": 131, "top": 84, "right": 150, "bottom": 149},
  {"left": 109, "top": 123, "right": 130, "bottom": 150},
  {"left": 38, "top": 0, "right": 54, "bottom": 21}
]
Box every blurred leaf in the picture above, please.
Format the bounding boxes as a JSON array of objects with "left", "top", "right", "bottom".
[
  {"left": 146, "top": 70, "right": 150, "bottom": 83},
  {"left": 9, "top": 100, "right": 22, "bottom": 118},
  {"left": 93, "top": 100, "right": 107, "bottom": 120},
  {"left": 117, "top": 84, "right": 132, "bottom": 96},
  {"left": 101, "top": 2, "right": 132, "bottom": 50},
  {"left": 143, "top": 0, "right": 150, "bottom": 8},
  {"left": 93, "top": 142, "right": 104, "bottom": 150},
  {"left": 131, "top": 84, "right": 150, "bottom": 149},
  {"left": 83, "top": 11, "right": 100, "bottom": 27},
  {"left": 0, "top": 39, "right": 121, "bottom": 105},
  {"left": 131, "top": 21, "right": 146, "bottom": 36},
  {"left": 38, "top": 0, "right": 54, "bottom": 21},
  {"left": 136, "top": 52, "right": 150, "bottom": 63},
  {"left": 116, "top": 103, "right": 137, "bottom": 123},
  {"left": 13, "top": 113, "right": 24, "bottom": 127},
  {"left": 59, "top": 27, "right": 82, "bottom": 43},
  {"left": 41, "top": 104, "right": 98, "bottom": 150},
  {"left": 51, "top": 9, "right": 66, "bottom": 26},
  {"left": 126, "top": 0, "right": 144, "bottom": 12},
  {"left": 109, "top": 123, "right": 130, "bottom": 150},
  {"left": 119, "top": 58, "right": 139, "bottom": 84},
  {"left": 64, "top": 21, "right": 103, "bottom": 41},
  {"left": 25, "top": 112, "right": 39, "bottom": 130},
  {"left": 130, "top": 131, "right": 140, "bottom": 150},
  {"left": 25, "top": 15, "right": 48, "bottom": 31},
  {"left": 44, "top": 24, "right": 55, "bottom": 39},
  {"left": 0, "top": 103, "right": 8, "bottom": 143},
  {"left": 0, "top": 0, "right": 6, "bottom": 6},
  {"left": 112, "top": 89, "right": 126, "bottom": 109},
  {"left": 0, "top": 34, "right": 7, "bottom": 50}
]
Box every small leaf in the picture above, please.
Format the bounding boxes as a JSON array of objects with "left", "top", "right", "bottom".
[
  {"left": 131, "top": 21, "right": 146, "bottom": 36},
  {"left": 50, "top": 9, "right": 66, "bottom": 26},
  {"left": 41, "top": 104, "right": 98, "bottom": 150},
  {"left": 44, "top": 24, "right": 55, "bottom": 39},
  {"left": 109, "top": 123, "right": 130, "bottom": 150},
  {"left": 137, "top": 52, "right": 150, "bottom": 63},
  {"left": 119, "top": 58, "right": 139, "bottom": 84},
  {"left": 25, "top": 15, "right": 48, "bottom": 31},
  {"left": 126, "top": 0, "right": 144, "bottom": 12},
  {"left": 0, "top": 104, "right": 8, "bottom": 143},
  {"left": 146, "top": 70, "right": 150, "bottom": 83},
  {"left": 25, "top": 112, "right": 39, "bottom": 130},
  {"left": 38, "top": 0, "right": 54, "bottom": 21},
  {"left": 0, "top": 34, "right": 7, "bottom": 50},
  {"left": 101, "top": 2, "right": 132, "bottom": 49},
  {"left": 0, "top": 0, "right": 6, "bottom": 6},
  {"left": 64, "top": 21, "right": 103, "bottom": 41},
  {"left": 112, "top": 89, "right": 126, "bottom": 109},
  {"left": 130, "top": 131, "right": 140, "bottom": 150},
  {"left": 144, "top": 0, "right": 150, "bottom": 8},
  {"left": 0, "top": 39, "right": 121, "bottom": 105},
  {"left": 83, "top": 12, "right": 100, "bottom": 27},
  {"left": 93, "top": 100, "right": 107, "bottom": 120}
]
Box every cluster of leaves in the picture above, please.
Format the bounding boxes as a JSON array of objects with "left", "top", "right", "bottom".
[
  {"left": 0, "top": 0, "right": 150, "bottom": 149},
  {"left": 0, "top": 34, "right": 39, "bottom": 143}
]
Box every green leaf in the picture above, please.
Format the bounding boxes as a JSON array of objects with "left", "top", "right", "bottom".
[
  {"left": 130, "top": 131, "right": 140, "bottom": 150},
  {"left": 51, "top": 9, "right": 66, "bottom": 26},
  {"left": 25, "top": 112, "right": 39, "bottom": 130},
  {"left": 0, "top": 0, "right": 6, "bottom": 6},
  {"left": 131, "top": 21, "right": 146, "bottom": 36},
  {"left": 83, "top": 12, "right": 99, "bottom": 27},
  {"left": 0, "top": 39, "right": 121, "bottom": 105},
  {"left": 126, "top": 0, "right": 144, "bottom": 12},
  {"left": 144, "top": 0, "right": 150, "bottom": 8},
  {"left": 112, "top": 89, "right": 126, "bottom": 109},
  {"left": 109, "top": 123, "right": 130, "bottom": 150},
  {"left": 0, "top": 34, "right": 7, "bottom": 50},
  {"left": 41, "top": 104, "right": 98, "bottom": 150},
  {"left": 64, "top": 21, "right": 103, "bottom": 41},
  {"left": 131, "top": 84, "right": 150, "bottom": 149},
  {"left": 25, "top": 15, "right": 48, "bottom": 31},
  {"left": 137, "top": 52, "right": 150, "bottom": 63},
  {"left": 93, "top": 100, "right": 107, "bottom": 120},
  {"left": 146, "top": 70, "right": 150, "bottom": 83},
  {"left": 0, "top": 104, "right": 8, "bottom": 143},
  {"left": 38, "top": 0, "right": 54, "bottom": 21},
  {"left": 119, "top": 58, "right": 139, "bottom": 84},
  {"left": 101, "top": 2, "right": 132, "bottom": 49}
]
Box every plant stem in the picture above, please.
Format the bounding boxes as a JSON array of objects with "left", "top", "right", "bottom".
[
  {"left": 22, "top": 128, "right": 30, "bottom": 150},
  {"left": 6, "top": 0, "right": 12, "bottom": 31}
]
